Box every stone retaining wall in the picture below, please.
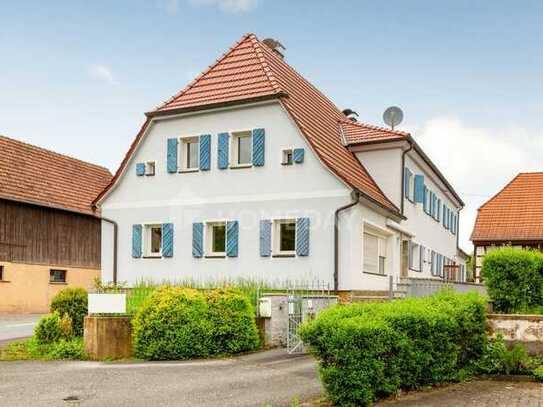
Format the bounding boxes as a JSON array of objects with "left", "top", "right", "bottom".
[{"left": 488, "top": 314, "right": 543, "bottom": 355}]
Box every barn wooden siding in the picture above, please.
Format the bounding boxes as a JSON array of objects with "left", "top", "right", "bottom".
[{"left": 0, "top": 199, "right": 101, "bottom": 269}]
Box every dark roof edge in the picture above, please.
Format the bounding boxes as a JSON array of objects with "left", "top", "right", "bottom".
[{"left": 0, "top": 195, "right": 98, "bottom": 217}]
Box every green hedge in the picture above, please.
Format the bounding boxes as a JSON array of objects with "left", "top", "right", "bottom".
[
  {"left": 300, "top": 291, "right": 487, "bottom": 407},
  {"left": 482, "top": 247, "right": 543, "bottom": 313},
  {"left": 50, "top": 287, "right": 88, "bottom": 336},
  {"left": 132, "top": 287, "right": 259, "bottom": 360}
]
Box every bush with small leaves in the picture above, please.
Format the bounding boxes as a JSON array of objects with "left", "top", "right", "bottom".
[{"left": 50, "top": 287, "right": 88, "bottom": 336}]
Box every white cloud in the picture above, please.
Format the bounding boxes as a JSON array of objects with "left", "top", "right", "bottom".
[
  {"left": 406, "top": 117, "right": 543, "bottom": 252},
  {"left": 88, "top": 64, "right": 117, "bottom": 85},
  {"left": 188, "top": 0, "right": 258, "bottom": 14}
]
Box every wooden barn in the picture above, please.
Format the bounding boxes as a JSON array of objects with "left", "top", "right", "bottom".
[{"left": 0, "top": 135, "right": 111, "bottom": 313}]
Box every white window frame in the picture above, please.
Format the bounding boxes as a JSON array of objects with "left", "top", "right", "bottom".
[
  {"left": 272, "top": 218, "right": 297, "bottom": 257},
  {"left": 282, "top": 149, "right": 293, "bottom": 166},
  {"left": 231, "top": 130, "right": 252, "bottom": 168},
  {"left": 407, "top": 171, "right": 415, "bottom": 202},
  {"left": 205, "top": 221, "right": 227, "bottom": 258},
  {"left": 144, "top": 223, "right": 162, "bottom": 258},
  {"left": 362, "top": 224, "right": 389, "bottom": 276},
  {"left": 145, "top": 161, "right": 155, "bottom": 176},
  {"left": 409, "top": 241, "right": 421, "bottom": 272},
  {"left": 179, "top": 136, "right": 200, "bottom": 172}
]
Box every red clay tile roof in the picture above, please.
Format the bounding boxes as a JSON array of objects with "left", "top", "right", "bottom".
[
  {"left": 340, "top": 120, "right": 410, "bottom": 145},
  {"left": 471, "top": 172, "right": 543, "bottom": 242},
  {"left": 0, "top": 135, "right": 112, "bottom": 215},
  {"left": 96, "top": 34, "right": 400, "bottom": 215}
]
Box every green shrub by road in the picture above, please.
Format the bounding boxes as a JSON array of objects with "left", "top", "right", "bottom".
[
  {"left": 50, "top": 287, "right": 88, "bottom": 336},
  {"left": 300, "top": 291, "right": 487, "bottom": 407},
  {"left": 482, "top": 247, "right": 543, "bottom": 313},
  {"left": 132, "top": 286, "right": 259, "bottom": 360}
]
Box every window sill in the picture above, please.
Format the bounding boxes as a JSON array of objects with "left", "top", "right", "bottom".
[
  {"left": 143, "top": 256, "right": 162, "bottom": 259},
  {"left": 205, "top": 254, "right": 226, "bottom": 259},
  {"left": 272, "top": 253, "right": 296, "bottom": 258},
  {"left": 281, "top": 162, "right": 293, "bottom": 166},
  {"left": 363, "top": 271, "right": 387, "bottom": 277},
  {"left": 49, "top": 282, "right": 67, "bottom": 285},
  {"left": 230, "top": 164, "right": 252, "bottom": 169},
  {"left": 409, "top": 268, "right": 422, "bottom": 273},
  {"left": 179, "top": 168, "right": 199, "bottom": 173}
]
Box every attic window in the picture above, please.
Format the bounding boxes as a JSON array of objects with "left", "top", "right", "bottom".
[
  {"left": 232, "top": 131, "right": 252, "bottom": 167},
  {"left": 145, "top": 161, "right": 155, "bottom": 176},
  {"left": 282, "top": 149, "right": 293, "bottom": 165},
  {"left": 181, "top": 137, "right": 199, "bottom": 171}
]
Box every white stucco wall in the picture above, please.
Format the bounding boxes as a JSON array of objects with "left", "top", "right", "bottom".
[
  {"left": 402, "top": 153, "right": 463, "bottom": 278},
  {"left": 100, "top": 101, "right": 397, "bottom": 290}
]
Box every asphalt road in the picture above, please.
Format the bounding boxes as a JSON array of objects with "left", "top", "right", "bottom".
[
  {"left": 0, "top": 349, "right": 321, "bottom": 406},
  {"left": 0, "top": 314, "right": 42, "bottom": 345}
]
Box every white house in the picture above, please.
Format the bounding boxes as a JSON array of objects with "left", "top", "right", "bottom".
[{"left": 93, "top": 34, "right": 466, "bottom": 294}]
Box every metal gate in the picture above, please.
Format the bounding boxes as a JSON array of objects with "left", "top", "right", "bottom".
[{"left": 286, "top": 281, "right": 331, "bottom": 354}]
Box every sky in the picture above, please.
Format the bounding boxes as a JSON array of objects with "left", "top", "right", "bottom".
[{"left": 2, "top": 0, "right": 543, "bottom": 252}]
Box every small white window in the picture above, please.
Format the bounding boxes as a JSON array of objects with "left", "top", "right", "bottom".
[
  {"left": 180, "top": 137, "right": 199, "bottom": 171},
  {"left": 206, "top": 221, "right": 226, "bottom": 257},
  {"left": 144, "top": 224, "right": 162, "bottom": 257},
  {"left": 232, "top": 131, "right": 252, "bottom": 167},
  {"left": 145, "top": 161, "right": 155, "bottom": 176},
  {"left": 410, "top": 242, "right": 421, "bottom": 271},
  {"left": 363, "top": 232, "right": 386, "bottom": 275},
  {"left": 273, "top": 219, "right": 296, "bottom": 256},
  {"left": 282, "top": 149, "right": 293, "bottom": 165},
  {"left": 408, "top": 174, "right": 415, "bottom": 201}
]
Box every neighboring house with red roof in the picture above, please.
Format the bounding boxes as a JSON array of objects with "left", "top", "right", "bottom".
[
  {"left": 0, "top": 135, "right": 112, "bottom": 313},
  {"left": 471, "top": 172, "right": 543, "bottom": 282},
  {"left": 94, "top": 34, "right": 466, "bottom": 295}
]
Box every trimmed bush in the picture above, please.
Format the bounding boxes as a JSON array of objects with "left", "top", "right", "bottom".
[
  {"left": 300, "top": 291, "right": 487, "bottom": 407},
  {"left": 34, "top": 313, "right": 63, "bottom": 344},
  {"left": 482, "top": 247, "right": 543, "bottom": 313},
  {"left": 533, "top": 366, "right": 543, "bottom": 382},
  {"left": 205, "top": 288, "right": 260, "bottom": 354},
  {"left": 50, "top": 287, "right": 88, "bottom": 336},
  {"left": 132, "top": 287, "right": 259, "bottom": 360}
]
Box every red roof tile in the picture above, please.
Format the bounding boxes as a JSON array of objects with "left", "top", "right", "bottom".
[
  {"left": 471, "top": 172, "right": 543, "bottom": 242},
  {"left": 340, "top": 120, "right": 410, "bottom": 144},
  {"left": 0, "top": 135, "right": 112, "bottom": 215},
  {"left": 97, "top": 34, "right": 400, "bottom": 215}
]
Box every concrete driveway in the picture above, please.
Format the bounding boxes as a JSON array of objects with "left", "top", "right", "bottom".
[
  {"left": 0, "top": 349, "right": 321, "bottom": 406},
  {"left": 0, "top": 314, "right": 42, "bottom": 346}
]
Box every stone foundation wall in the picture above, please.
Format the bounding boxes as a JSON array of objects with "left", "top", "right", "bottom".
[{"left": 488, "top": 314, "right": 543, "bottom": 355}]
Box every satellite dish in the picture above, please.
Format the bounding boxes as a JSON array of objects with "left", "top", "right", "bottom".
[{"left": 383, "top": 106, "right": 404, "bottom": 130}]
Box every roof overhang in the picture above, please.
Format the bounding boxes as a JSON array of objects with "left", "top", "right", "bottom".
[{"left": 0, "top": 195, "right": 99, "bottom": 218}]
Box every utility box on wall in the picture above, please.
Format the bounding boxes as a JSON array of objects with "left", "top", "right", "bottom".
[{"left": 259, "top": 297, "right": 272, "bottom": 318}]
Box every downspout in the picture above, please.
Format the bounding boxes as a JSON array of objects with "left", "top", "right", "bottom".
[
  {"left": 400, "top": 141, "right": 414, "bottom": 215},
  {"left": 98, "top": 216, "right": 118, "bottom": 286},
  {"left": 334, "top": 190, "right": 361, "bottom": 291}
]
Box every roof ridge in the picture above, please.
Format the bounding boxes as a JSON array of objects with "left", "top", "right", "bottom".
[
  {"left": 249, "top": 35, "right": 283, "bottom": 95},
  {"left": 0, "top": 135, "right": 111, "bottom": 175},
  {"left": 155, "top": 33, "right": 255, "bottom": 111}
]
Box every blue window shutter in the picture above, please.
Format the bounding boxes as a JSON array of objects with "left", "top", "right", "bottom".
[
  {"left": 419, "top": 245, "right": 424, "bottom": 271},
  {"left": 132, "top": 225, "right": 142, "bottom": 258},
  {"left": 192, "top": 223, "right": 203, "bottom": 258},
  {"left": 296, "top": 218, "right": 310, "bottom": 256},
  {"left": 218, "top": 133, "right": 229, "bottom": 169},
  {"left": 414, "top": 175, "right": 425, "bottom": 203},
  {"left": 136, "top": 163, "right": 145, "bottom": 176},
  {"left": 162, "top": 223, "right": 174, "bottom": 257},
  {"left": 252, "top": 128, "right": 265, "bottom": 167},
  {"left": 226, "top": 221, "right": 239, "bottom": 257},
  {"left": 167, "top": 138, "right": 178, "bottom": 173},
  {"left": 293, "top": 148, "right": 305, "bottom": 164},
  {"left": 259, "top": 220, "right": 272, "bottom": 257},
  {"left": 199, "top": 134, "right": 211, "bottom": 171},
  {"left": 442, "top": 204, "right": 447, "bottom": 227},
  {"left": 437, "top": 199, "right": 441, "bottom": 221}
]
